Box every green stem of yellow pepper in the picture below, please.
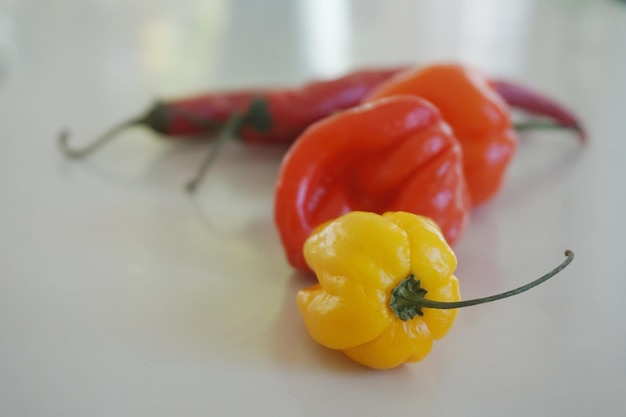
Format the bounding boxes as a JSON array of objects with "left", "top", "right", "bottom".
[{"left": 390, "top": 250, "right": 574, "bottom": 321}]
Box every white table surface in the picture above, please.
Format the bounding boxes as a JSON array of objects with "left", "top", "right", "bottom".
[{"left": 1, "top": 1, "right": 625, "bottom": 416}]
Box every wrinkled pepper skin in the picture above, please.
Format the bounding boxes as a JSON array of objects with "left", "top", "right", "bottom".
[
  {"left": 297, "top": 211, "right": 461, "bottom": 370},
  {"left": 366, "top": 64, "right": 517, "bottom": 206},
  {"left": 274, "top": 96, "right": 470, "bottom": 271}
]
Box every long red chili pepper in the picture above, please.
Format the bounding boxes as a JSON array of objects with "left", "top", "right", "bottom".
[
  {"left": 492, "top": 79, "right": 586, "bottom": 140},
  {"left": 59, "top": 68, "right": 404, "bottom": 158},
  {"left": 59, "top": 66, "right": 585, "bottom": 158}
]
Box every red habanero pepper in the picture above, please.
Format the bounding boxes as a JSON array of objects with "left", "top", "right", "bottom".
[
  {"left": 274, "top": 96, "right": 470, "bottom": 271},
  {"left": 366, "top": 64, "right": 517, "bottom": 206},
  {"left": 58, "top": 68, "right": 404, "bottom": 158}
]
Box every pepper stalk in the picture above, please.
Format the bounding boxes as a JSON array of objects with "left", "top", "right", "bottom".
[
  {"left": 390, "top": 250, "right": 574, "bottom": 320},
  {"left": 184, "top": 98, "right": 271, "bottom": 191}
]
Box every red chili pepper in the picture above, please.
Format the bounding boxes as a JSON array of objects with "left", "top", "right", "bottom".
[
  {"left": 274, "top": 96, "right": 470, "bottom": 271},
  {"left": 492, "top": 79, "right": 586, "bottom": 140},
  {"left": 58, "top": 65, "right": 584, "bottom": 159},
  {"left": 59, "top": 68, "right": 405, "bottom": 158}
]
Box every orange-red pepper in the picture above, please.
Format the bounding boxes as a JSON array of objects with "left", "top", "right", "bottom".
[
  {"left": 274, "top": 96, "right": 470, "bottom": 271},
  {"left": 366, "top": 63, "right": 517, "bottom": 206}
]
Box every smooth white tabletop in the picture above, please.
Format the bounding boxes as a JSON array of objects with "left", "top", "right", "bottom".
[{"left": 1, "top": 1, "right": 625, "bottom": 416}]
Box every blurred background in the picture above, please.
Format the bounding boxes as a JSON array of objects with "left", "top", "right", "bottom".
[{"left": 1, "top": 0, "right": 624, "bottom": 103}]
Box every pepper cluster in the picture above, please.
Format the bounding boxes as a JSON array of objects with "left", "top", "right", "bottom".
[
  {"left": 273, "top": 63, "right": 578, "bottom": 369},
  {"left": 275, "top": 63, "right": 577, "bottom": 271},
  {"left": 59, "top": 62, "right": 580, "bottom": 370}
]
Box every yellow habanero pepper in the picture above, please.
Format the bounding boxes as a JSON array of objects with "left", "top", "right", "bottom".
[{"left": 297, "top": 211, "right": 574, "bottom": 370}]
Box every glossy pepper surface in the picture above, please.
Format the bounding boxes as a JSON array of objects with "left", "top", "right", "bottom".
[
  {"left": 58, "top": 68, "right": 405, "bottom": 159},
  {"left": 366, "top": 63, "right": 517, "bottom": 206},
  {"left": 298, "top": 211, "right": 575, "bottom": 370},
  {"left": 274, "top": 96, "right": 470, "bottom": 271},
  {"left": 297, "top": 211, "right": 460, "bottom": 370}
]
